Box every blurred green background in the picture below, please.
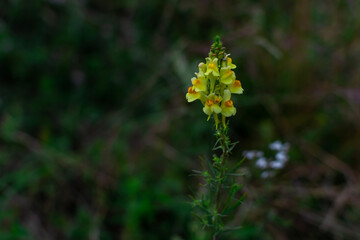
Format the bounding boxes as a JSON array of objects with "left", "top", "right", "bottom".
[{"left": 1, "top": 0, "right": 360, "bottom": 239}]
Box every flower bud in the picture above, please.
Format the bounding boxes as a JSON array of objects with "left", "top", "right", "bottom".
[{"left": 198, "top": 62, "right": 206, "bottom": 72}]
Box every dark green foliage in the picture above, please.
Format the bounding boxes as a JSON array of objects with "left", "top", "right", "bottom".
[{"left": 192, "top": 125, "right": 245, "bottom": 239}]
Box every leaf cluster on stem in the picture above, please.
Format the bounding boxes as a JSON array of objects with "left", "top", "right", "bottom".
[{"left": 191, "top": 123, "right": 245, "bottom": 239}]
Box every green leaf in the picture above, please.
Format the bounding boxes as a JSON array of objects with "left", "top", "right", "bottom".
[
  {"left": 201, "top": 156, "right": 216, "bottom": 176},
  {"left": 222, "top": 194, "right": 245, "bottom": 215},
  {"left": 230, "top": 157, "right": 246, "bottom": 173},
  {"left": 228, "top": 141, "right": 239, "bottom": 152},
  {"left": 212, "top": 145, "right": 223, "bottom": 151}
]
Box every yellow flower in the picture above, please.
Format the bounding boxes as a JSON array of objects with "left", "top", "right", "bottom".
[
  {"left": 186, "top": 86, "right": 201, "bottom": 102},
  {"left": 192, "top": 72, "right": 207, "bottom": 92},
  {"left": 230, "top": 80, "right": 244, "bottom": 94},
  {"left": 220, "top": 67, "right": 235, "bottom": 85},
  {"left": 222, "top": 56, "right": 237, "bottom": 69},
  {"left": 205, "top": 58, "right": 220, "bottom": 77},
  {"left": 203, "top": 94, "right": 222, "bottom": 116},
  {"left": 221, "top": 90, "right": 236, "bottom": 117}
]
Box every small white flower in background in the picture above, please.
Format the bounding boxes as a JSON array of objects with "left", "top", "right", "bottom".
[
  {"left": 269, "top": 140, "right": 290, "bottom": 152},
  {"left": 269, "top": 161, "right": 284, "bottom": 169},
  {"left": 275, "top": 151, "right": 288, "bottom": 163},
  {"left": 244, "top": 151, "right": 256, "bottom": 160},
  {"left": 269, "top": 140, "right": 283, "bottom": 151},
  {"left": 244, "top": 150, "right": 263, "bottom": 160},
  {"left": 256, "top": 157, "right": 267, "bottom": 169}
]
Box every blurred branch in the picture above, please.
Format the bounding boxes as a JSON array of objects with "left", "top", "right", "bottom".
[
  {"left": 299, "top": 211, "right": 360, "bottom": 239},
  {"left": 321, "top": 186, "right": 355, "bottom": 230}
]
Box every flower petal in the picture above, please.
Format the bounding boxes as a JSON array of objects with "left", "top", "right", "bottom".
[
  {"left": 186, "top": 92, "right": 200, "bottom": 102},
  {"left": 221, "top": 106, "right": 236, "bottom": 117},
  {"left": 212, "top": 104, "right": 222, "bottom": 114},
  {"left": 223, "top": 89, "right": 231, "bottom": 101},
  {"left": 203, "top": 105, "right": 212, "bottom": 115}
]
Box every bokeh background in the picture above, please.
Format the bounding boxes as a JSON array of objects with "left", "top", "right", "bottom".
[{"left": 1, "top": 0, "right": 360, "bottom": 239}]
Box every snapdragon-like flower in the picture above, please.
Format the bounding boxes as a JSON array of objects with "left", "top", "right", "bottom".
[
  {"left": 192, "top": 72, "right": 207, "bottom": 92},
  {"left": 186, "top": 86, "right": 201, "bottom": 102},
  {"left": 203, "top": 94, "right": 222, "bottom": 116},
  {"left": 230, "top": 80, "right": 244, "bottom": 94},
  {"left": 185, "top": 37, "right": 244, "bottom": 128},
  {"left": 220, "top": 67, "right": 236, "bottom": 85},
  {"left": 222, "top": 56, "right": 237, "bottom": 69},
  {"left": 221, "top": 90, "right": 236, "bottom": 117},
  {"left": 205, "top": 58, "right": 220, "bottom": 77}
]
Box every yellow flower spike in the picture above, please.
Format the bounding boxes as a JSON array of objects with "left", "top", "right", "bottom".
[
  {"left": 203, "top": 95, "right": 222, "bottom": 116},
  {"left": 221, "top": 90, "right": 236, "bottom": 117},
  {"left": 205, "top": 58, "right": 220, "bottom": 77},
  {"left": 186, "top": 86, "right": 201, "bottom": 102},
  {"left": 230, "top": 80, "right": 244, "bottom": 94},
  {"left": 220, "top": 67, "right": 235, "bottom": 85},
  {"left": 185, "top": 37, "right": 244, "bottom": 127}
]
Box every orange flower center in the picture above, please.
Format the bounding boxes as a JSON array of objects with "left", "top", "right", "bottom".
[
  {"left": 233, "top": 80, "right": 241, "bottom": 88},
  {"left": 193, "top": 78, "right": 201, "bottom": 86},
  {"left": 214, "top": 96, "right": 221, "bottom": 104},
  {"left": 224, "top": 100, "right": 233, "bottom": 108},
  {"left": 188, "top": 86, "right": 196, "bottom": 94},
  {"left": 206, "top": 99, "right": 214, "bottom": 106}
]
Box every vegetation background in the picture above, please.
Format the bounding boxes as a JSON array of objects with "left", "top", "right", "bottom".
[{"left": 0, "top": 0, "right": 359, "bottom": 239}]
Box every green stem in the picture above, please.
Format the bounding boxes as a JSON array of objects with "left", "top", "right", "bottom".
[{"left": 212, "top": 125, "right": 229, "bottom": 239}]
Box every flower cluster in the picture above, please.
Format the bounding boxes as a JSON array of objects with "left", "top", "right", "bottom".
[
  {"left": 186, "top": 37, "right": 244, "bottom": 128},
  {"left": 244, "top": 140, "right": 290, "bottom": 178}
]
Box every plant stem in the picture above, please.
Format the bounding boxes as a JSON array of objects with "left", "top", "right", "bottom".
[
  {"left": 215, "top": 127, "right": 226, "bottom": 206},
  {"left": 212, "top": 125, "right": 229, "bottom": 239}
]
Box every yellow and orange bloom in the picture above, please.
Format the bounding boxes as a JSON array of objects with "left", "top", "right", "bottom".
[
  {"left": 192, "top": 72, "right": 207, "bottom": 92},
  {"left": 186, "top": 86, "right": 201, "bottom": 102},
  {"left": 220, "top": 67, "right": 235, "bottom": 85},
  {"left": 222, "top": 56, "right": 237, "bottom": 69},
  {"left": 205, "top": 58, "right": 220, "bottom": 77},
  {"left": 230, "top": 80, "right": 244, "bottom": 94},
  {"left": 203, "top": 94, "right": 222, "bottom": 116},
  {"left": 221, "top": 90, "right": 236, "bottom": 117}
]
